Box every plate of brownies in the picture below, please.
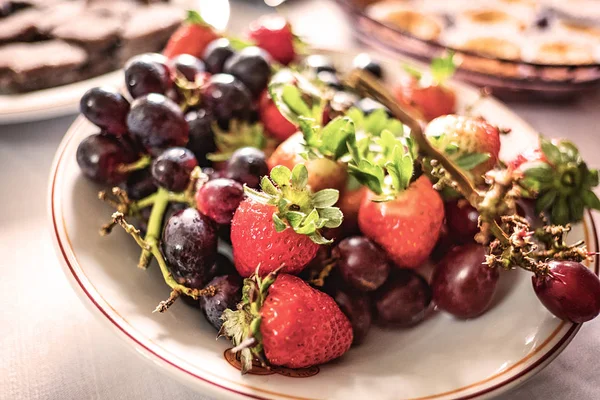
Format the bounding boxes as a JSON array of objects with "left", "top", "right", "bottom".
[{"left": 0, "top": 0, "right": 196, "bottom": 124}]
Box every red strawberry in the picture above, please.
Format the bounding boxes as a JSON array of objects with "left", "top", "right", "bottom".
[
  {"left": 259, "top": 90, "right": 297, "bottom": 142},
  {"left": 267, "top": 132, "right": 348, "bottom": 192},
  {"left": 221, "top": 272, "right": 353, "bottom": 373},
  {"left": 508, "top": 147, "right": 546, "bottom": 170},
  {"left": 248, "top": 15, "right": 296, "bottom": 65},
  {"left": 395, "top": 76, "right": 456, "bottom": 122},
  {"left": 163, "top": 11, "right": 220, "bottom": 59},
  {"left": 425, "top": 114, "right": 501, "bottom": 179},
  {"left": 230, "top": 164, "right": 343, "bottom": 277},
  {"left": 358, "top": 176, "right": 445, "bottom": 268}
]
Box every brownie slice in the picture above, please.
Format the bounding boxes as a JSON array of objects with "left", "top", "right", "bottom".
[
  {"left": 0, "top": 40, "right": 88, "bottom": 93},
  {"left": 0, "top": 8, "right": 42, "bottom": 43},
  {"left": 36, "top": 1, "right": 86, "bottom": 35},
  {"left": 118, "top": 4, "right": 184, "bottom": 63},
  {"left": 52, "top": 13, "right": 121, "bottom": 53}
]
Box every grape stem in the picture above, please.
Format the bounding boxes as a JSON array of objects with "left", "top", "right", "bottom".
[
  {"left": 116, "top": 154, "right": 152, "bottom": 174},
  {"left": 111, "top": 211, "right": 217, "bottom": 301}
]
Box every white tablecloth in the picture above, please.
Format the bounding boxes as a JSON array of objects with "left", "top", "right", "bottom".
[{"left": 1, "top": 1, "right": 599, "bottom": 399}]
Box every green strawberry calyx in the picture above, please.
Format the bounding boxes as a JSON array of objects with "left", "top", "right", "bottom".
[
  {"left": 207, "top": 120, "right": 274, "bottom": 162},
  {"left": 186, "top": 10, "right": 209, "bottom": 26},
  {"left": 348, "top": 129, "right": 417, "bottom": 202},
  {"left": 345, "top": 106, "right": 404, "bottom": 137},
  {"left": 220, "top": 268, "right": 277, "bottom": 374},
  {"left": 516, "top": 137, "right": 600, "bottom": 225},
  {"left": 403, "top": 51, "right": 457, "bottom": 86},
  {"left": 245, "top": 164, "right": 343, "bottom": 244}
]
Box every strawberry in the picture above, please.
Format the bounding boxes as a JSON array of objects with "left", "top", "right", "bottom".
[
  {"left": 231, "top": 164, "right": 343, "bottom": 277},
  {"left": 163, "top": 11, "right": 220, "bottom": 59},
  {"left": 395, "top": 53, "right": 457, "bottom": 121},
  {"left": 359, "top": 176, "right": 444, "bottom": 268},
  {"left": 510, "top": 138, "right": 600, "bottom": 225},
  {"left": 259, "top": 90, "right": 297, "bottom": 142},
  {"left": 348, "top": 129, "right": 444, "bottom": 268},
  {"left": 248, "top": 15, "right": 296, "bottom": 65},
  {"left": 425, "top": 114, "right": 501, "bottom": 180},
  {"left": 221, "top": 272, "right": 353, "bottom": 373},
  {"left": 395, "top": 76, "right": 456, "bottom": 122},
  {"left": 338, "top": 185, "right": 367, "bottom": 235}
]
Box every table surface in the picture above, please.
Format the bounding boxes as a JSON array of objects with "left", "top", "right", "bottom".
[{"left": 1, "top": 1, "right": 599, "bottom": 399}]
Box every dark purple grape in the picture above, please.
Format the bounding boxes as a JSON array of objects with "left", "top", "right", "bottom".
[
  {"left": 170, "top": 54, "right": 206, "bottom": 82},
  {"left": 352, "top": 53, "right": 384, "bottom": 79},
  {"left": 355, "top": 97, "right": 392, "bottom": 117},
  {"left": 200, "top": 274, "right": 243, "bottom": 330},
  {"left": 202, "top": 38, "right": 235, "bottom": 74},
  {"left": 223, "top": 46, "right": 271, "bottom": 98},
  {"left": 332, "top": 288, "right": 372, "bottom": 346},
  {"left": 76, "top": 133, "right": 136, "bottom": 184},
  {"left": 374, "top": 269, "right": 432, "bottom": 327},
  {"left": 151, "top": 147, "right": 198, "bottom": 192},
  {"left": 80, "top": 87, "right": 130, "bottom": 135},
  {"left": 125, "top": 53, "right": 171, "bottom": 98},
  {"left": 164, "top": 202, "right": 188, "bottom": 225},
  {"left": 201, "top": 74, "right": 253, "bottom": 128},
  {"left": 303, "top": 54, "right": 336, "bottom": 73},
  {"left": 126, "top": 93, "right": 189, "bottom": 155},
  {"left": 162, "top": 208, "right": 218, "bottom": 289},
  {"left": 445, "top": 199, "right": 479, "bottom": 244},
  {"left": 185, "top": 108, "right": 216, "bottom": 167},
  {"left": 195, "top": 178, "right": 244, "bottom": 224},
  {"left": 225, "top": 147, "right": 268, "bottom": 188},
  {"left": 533, "top": 260, "right": 600, "bottom": 323},
  {"left": 208, "top": 253, "right": 237, "bottom": 277},
  {"left": 120, "top": 168, "right": 157, "bottom": 200},
  {"left": 332, "top": 236, "right": 390, "bottom": 292},
  {"left": 432, "top": 244, "right": 499, "bottom": 319},
  {"left": 317, "top": 70, "right": 343, "bottom": 90}
]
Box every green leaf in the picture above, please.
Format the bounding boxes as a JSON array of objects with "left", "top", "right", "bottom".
[
  {"left": 244, "top": 186, "right": 272, "bottom": 204},
  {"left": 228, "top": 37, "right": 255, "bottom": 51},
  {"left": 540, "top": 137, "right": 562, "bottom": 165},
  {"left": 535, "top": 190, "right": 557, "bottom": 214},
  {"left": 348, "top": 160, "right": 385, "bottom": 195},
  {"left": 295, "top": 221, "right": 316, "bottom": 235},
  {"left": 523, "top": 162, "right": 554, "bottom": 182},
  {"left": 272, "top": 213, "right": 287, "bottom": 232},
  {"left": 285, "top": 211, "right": 305, "bottom": 228},
  {"left": 399, "top": 153, "right": 414, "bottom": 190},
  {"left": 364, "top": 108, "right": 388, "bottom": 136},
  {"left": 260, "top": 176, "right": 278, "bottom": 196},
  {"left": 312, "top": 189, "right": 339, "bottom": 208},
  {"left": 281, "top": 84, "right": 312, "bottom": 118},
  {"left": 551, "top": 196, "right": 569, "bottom": 225},
  {"left": 320, "top": 117, "right": 354, "bottom": 160},
  {"left": 309, "top": 231, "right": 333, "bottom": 245},
  {"left": 270, "top": 165, "right": 292, "bottom": 187},
  {"left": 402, "top": 64, "right": 422, "bottom": 80},
  {"left": 318, "top": 207, "right": 343, "bottom": 228},
  {"left": 454, "top": 152, "right": 491, "bottom": 170},
  {"left": 582, "top": 190, "right": 600, "bottom": 210},
  {"left": 376, "top": 130, "right": 399, "bottom": 160},
  {"left": 186, "top": 10, "right": 208, "bottom": 25},
  {"left": 430, "top": 51, "right": 456, "bottom": 84},
  {"left": 386, "top": 119, "right": 405, "bottom": 136},
  {"left": 297, "top": 117, "right": 319, "bottom": 149},
  {"left": 584, "top": 169, "right": 599, "bottom": 188},
  {"left": 346, "top": 107, "right": 365, "bottom": 128},
  {"left": 291, "top": 164, "right": 308, "bottom": 189},
  {"left": 569, "top": 195, "right": 585, "bottom": 222}
]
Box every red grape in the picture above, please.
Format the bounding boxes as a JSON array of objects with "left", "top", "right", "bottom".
[
  {"left": 533, "top": 260, "right": 600, "bottom": 323},
  {"left": 445, "top": 199, "right": 479, "bottom": 244},
  {"left": 125, "top": 53, "right": 171, "bottom": 98},
  {"left": 200, "top": 274, "right": 243, "bottom": 330},
  {"left": 224, "top": 46, "right": 271, "bottom": 98},
  {"left": 331, "top": 288, "right": 372, "bottom": 346},
  {"left": 80, "top": 87, "right": 130, "bottom": 135},
  {"left": 373, "top": 269, "right": 431, "bottom": 327},
  {"left": 185, "top": 108, "right": 216, "bottom": 167},
  {"left": 196, "top": 178, "right": 244, "bottom": 224},
  {"left": 225, "top": 147, "right": 268, "bottom": 188},
  {"left": 169, "top": 54, "right": 205, "bottom": 82},
  {"left": 201, "top": 74, "right": 253, "bottom": 128},
  {"left": 76, "top": 133, "right": 136, "bottom": 185},
  {"left": 432, "top": 244, "right": 499, "bottom": 319},
  {"left": 332, "top": 236, "right": 390, "bottom": 292},
  {"left": 151, "top": 147, "right": 198, "bottom": 192},
  {"left": 202, "top": 38, "right": 235, "bottom": 74},
  {"left": 162, "top": 208, "right": 218, "bottom": 289},
  {"left": 126, "top": 93, "right": 189, "bottom": 156}
]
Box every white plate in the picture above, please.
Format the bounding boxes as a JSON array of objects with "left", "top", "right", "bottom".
[
  {"left": 0, "top": 0, "right": 222, "bottom": 125},
  {"left": 48, "top": 51, "right": 599, "bottom": 400}
]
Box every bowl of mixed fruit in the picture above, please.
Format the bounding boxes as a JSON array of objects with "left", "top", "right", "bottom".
[{"left": 49, "top": 11, "right": 600, "bottom": 400}]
